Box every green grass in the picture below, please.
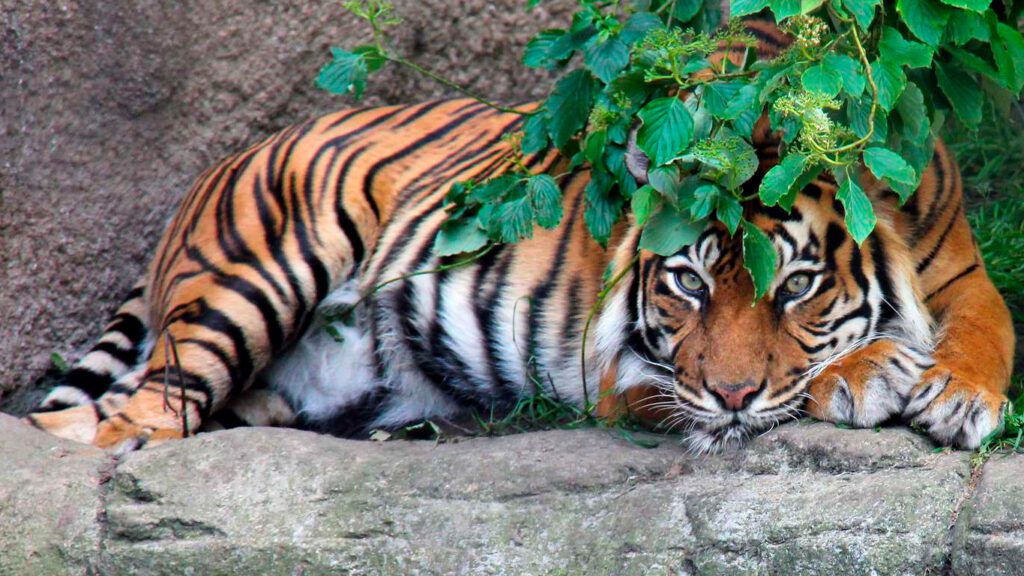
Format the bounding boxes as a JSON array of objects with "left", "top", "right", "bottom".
[{"left": 945, "top": 106, "right": 1024, "bottom": 453}]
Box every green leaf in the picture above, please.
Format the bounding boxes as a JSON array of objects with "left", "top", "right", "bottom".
[
  {"left": 741, "top": 220, "right": 777, "bottom": 300},
  {"left": 585, "top": 36, "right": 630, "bottom": 83},
  {"left": 524, "top": 30, "right": 567, "bottom": 69},
  {"left": 707, "top": 136, "right": 759, "bottom": 190},
  {"left": 948, "top": 46, "right": 1002, "bottom": 83},
  {"left": 771, "top": 0, "right": 802, "bottom": 20},
  {"left": 470, "top": 174, "right": 519, "bottom": 204},
  {"left": 620, "top": 12, "right": 664, "bottom": 45},
  {"left": 549, "top": 20, "right": 596, "bottom": 60},
  {"left": 784, "top": 163, "right": 824, "bottom": 210},
  {"left": 522, "top": 112, "right": 550, "bottom": 155},
  {"left": 584, "top": 170, "right": 622, "bottom": 247},
  {"left": 936, "top": 0, "right": 990, "bottom": 12},
  {"left": 879, "top": 27, "right": 934, "bottom": 68},
  {"left": 759, "top": 153, "right": 808, "bottom": 206},
  {"left": 716, "top": 194, "right": 743, "bottom": 235},
  {"left": 631, "top": 184, "right": 658, "bottom": 226},
  {"left": 723, "top": 84, "right": 760, "bottom": 120},
  {"left": 528, "top": 175, "right": 563, "bottom": 229},
  {"left": 731, "top": 0, "right": 770, "bottom": 17},
  {"left": 996, "top": 23, "right": 1024, "bottom": 92},
  {"left": 584, "top": 129, "right": 607, "bottom": 170},
  {"left": 435, "top": 219, "right": 489, "bottom": 256},
  {"left": 603, "top": 145, "right": 637, "bottom": 198},
  {"left": 945, "top": 10, "right": 989, "bottom": 45},
  {"left": 546, "top": 70, "right": 597, "bottom": 149},
  {"left": 674, "top": 0, "right": 704, "bottom": 21},
  {"left": 836, "top": 174, "right": 877, "bottom": 244},
  {"left": 897, "top": 0, "right": 951, "bottom": 46},
  {"left": 648, "top": 164, "right": 684, "bottom": 197},
  {"left": 895, "top": 81, "right": 930, "bottom": 141},
  {"left": 316, "top": 47, "right": 374, "bottom": 99},
  {"left": 801, "top": 0, "right": 827, "bottom": 14},
  {"left": 935, "top": 60, "right": 983, "bottom": 127},
  {"left": 637, "top": 97, "right": 695, "bottom": 166},
  {"left": 845, "top": 0, "right": 881, "bottom": 28},
  {"left": 871, "top": 59, "right": 908, "bottom": 111},
  {"left": 863, "top": 147, "right": 917, "bottom": 189},
  {"left": 690, "top": 184, "right": 721, "bottom": 220},
  {"left": 823, "top": 54, "right": 865, "bottom": 97},
  {"left": 50, "top": 352, "right": 70, "bottom": 374},
  {"left": 489, "top": 196, "right": 535, "bottom": 244},
  {"left": 703, "top": 83, "right": 744, "bottom": 119},
  {"left": 639, "top": 207, "right": 706, "bottom": 256},
  {"left": 802, "top": 64, "right": 844, "bottom": 97}
]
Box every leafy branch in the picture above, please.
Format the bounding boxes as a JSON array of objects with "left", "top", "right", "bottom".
[
  {"left": 317, "top": 0, "right": 529, "bottom": 115},
  {"left": 320, "top": 0, "right": 1024, "bottom": 298}
]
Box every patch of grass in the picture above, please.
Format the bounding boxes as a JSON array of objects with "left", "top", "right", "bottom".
[
  {"left": 979, "top": 376, "right": 1024, "bottom": 455},
  {"left": 967, "top": 200, "right": 1024, "bottom": 325},
  {"left": 371, "top": 378, "right": 663, "bottom": 448}
]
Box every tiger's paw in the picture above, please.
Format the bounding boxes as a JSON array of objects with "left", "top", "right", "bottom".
[
  {"left": 805, "top": 339, "right": 933, "bottom": 428},
  {"left": 24, "top": 404, "right": 100, "bottom": 445},
  {"left": 94, "top": 415, "right": 184, "bottom": 454},
  {"left": 903, "top": 365, "right": 1007, "bottom": 449}
]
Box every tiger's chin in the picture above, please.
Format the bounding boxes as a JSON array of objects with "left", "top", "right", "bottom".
[{"left": 679, "top": 411, "right": 797, "bottom": 455}]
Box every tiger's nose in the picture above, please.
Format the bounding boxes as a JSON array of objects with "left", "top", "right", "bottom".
[{"left": 711, "top": 381, "right": 761, "bottom": 411}]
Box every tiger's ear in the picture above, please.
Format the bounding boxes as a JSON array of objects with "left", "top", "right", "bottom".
[{"left": 625, "top": 126, "right": 650, "bottom": 185}]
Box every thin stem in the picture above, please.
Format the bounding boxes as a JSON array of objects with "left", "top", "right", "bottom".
[
  {"left": 387, "top": 55, "right": 533, "bottom": 116},
  {"left": 825, "top": 24, "right": 878, "bottom": 156},
  {"left": 324, "top": 244, "right": 496, "bottom": 324}
]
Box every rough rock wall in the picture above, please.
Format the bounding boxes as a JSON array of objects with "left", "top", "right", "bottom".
[
  {"left": 0, "top": 0, "right": 573, "bottom": 408},
  {"left": 4, "top": 415, "right": 1023, "bottom": 575}
]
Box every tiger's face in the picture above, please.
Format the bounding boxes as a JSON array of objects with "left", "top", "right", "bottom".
[{"left": 602, "top": 185, "right": 932, "bottom": 452}]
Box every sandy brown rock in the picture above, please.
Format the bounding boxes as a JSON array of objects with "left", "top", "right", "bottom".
[{"left": 0, "top": 0, "right": 573, "bottom": 405}]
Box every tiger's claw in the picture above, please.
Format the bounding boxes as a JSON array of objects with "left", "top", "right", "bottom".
[{"left": 903, "top": 365, "right": 1007, "bottom": 449}]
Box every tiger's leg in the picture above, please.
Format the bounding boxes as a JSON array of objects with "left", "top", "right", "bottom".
[
  {"left": 25, "top": 280, "right": 151, "bottom": 444},
  {"left": 904, "top": 267, "right": 1014, "bottom": 448},
  {"left": 901, "top": 149, "right": 1015, "bottom": 448},
  {"left": 803, "top": 208, "right": 937, "bottom": 428},
  {"left": 202, "top": 385, "right": 297, "bottom": 432},
  {"left": 91, "top": 275, "right": 302, "bottom": 451}
]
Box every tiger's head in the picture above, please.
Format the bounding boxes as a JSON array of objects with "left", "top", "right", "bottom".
[{"left": 596, "top": 180, "right": 934, "bottom": 453}]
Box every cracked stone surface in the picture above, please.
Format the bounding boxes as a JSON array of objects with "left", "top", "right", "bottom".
[{"left": 2, "top": 413, "right": 1023, "bottom": 575}]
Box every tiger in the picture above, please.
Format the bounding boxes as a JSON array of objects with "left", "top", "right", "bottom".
[{"left": 24, "top": 19, "right": 1015, "bottom": 454}]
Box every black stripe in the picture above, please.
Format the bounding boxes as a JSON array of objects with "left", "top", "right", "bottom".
[
  {"left": 925, "top": 262, "right": 980, "bottom": 301},
  {"left": 106, "top": 313, "right": 147, "bottom": 345},
  {"left": 297, "top": 387, "right": 391, "bottom": 438},
  {"left": 64, "top": 368, "right": 114, "bottom": 399},
  {"left": 915, "top": 200, "right": 963, "bottom": 273},
  {"left": 359, "top": 105, "right": 496, "bottom": 220}
]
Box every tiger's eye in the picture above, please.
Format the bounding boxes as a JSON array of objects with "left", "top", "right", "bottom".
[
  {"left": 783, "top": 273, "right": 812, "bottom": 296},
  {"left": 676, "top": 270, "right": 705, "bottom": 293}
]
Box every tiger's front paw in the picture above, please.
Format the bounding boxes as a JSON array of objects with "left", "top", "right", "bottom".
[
  {"left": 95, "top": 415, "right": 184, "bottom": 454},
  {"left": 903, "top": 365, "right": 1007, "bottom": 449},
  {"left": 805, "top": 339, "right": 933, "bottom": 427}
]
